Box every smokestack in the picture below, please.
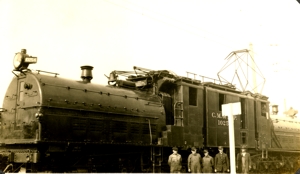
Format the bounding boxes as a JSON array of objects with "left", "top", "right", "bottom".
[{"left": 81, "top": 65, "right": 93, "bottom": 83}]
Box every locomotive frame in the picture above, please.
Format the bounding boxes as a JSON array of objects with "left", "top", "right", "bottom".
[{"left": 0, "top": 49, "right": 299, "bottom": 173}]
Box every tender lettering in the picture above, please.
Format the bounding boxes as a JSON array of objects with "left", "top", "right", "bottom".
[
  {"left": 212, "top": 112, "right": 216, "bottom": 118},
  {"left": 211, "top": 111, "right": 238, "bottom": 121},
  {"left": 212, "top": 112, "right": 223, "bottom": 118},
  {"left": 218, "top": 120, "right": 229, "bottom": 126}
]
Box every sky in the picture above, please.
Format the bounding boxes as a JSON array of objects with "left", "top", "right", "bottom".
[{"left": 0, "top": 0, "right": 300, "bottom": 116}]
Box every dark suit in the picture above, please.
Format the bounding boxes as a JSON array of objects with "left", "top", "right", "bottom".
[
  {"left": 214, "top": 152, "right": 229, "bottom": 173},
  {"left": 236, "top": 152, "right": 251, "bottom": 173}
]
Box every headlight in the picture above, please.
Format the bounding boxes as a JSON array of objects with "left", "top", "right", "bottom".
[
  {"left": 13, "top": 53, "right": 24, "bottom": 70},
  {"left": 13, "top": 49, "right": 37, "bottom": 71}
]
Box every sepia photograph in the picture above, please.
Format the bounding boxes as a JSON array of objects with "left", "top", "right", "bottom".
[{"left": 0, "top": 0, "right": 299, "bottom": 173}]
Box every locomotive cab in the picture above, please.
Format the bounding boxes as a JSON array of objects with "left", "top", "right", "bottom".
[{"left": 158, "top": 77, "right": 204, "bottom": 148}]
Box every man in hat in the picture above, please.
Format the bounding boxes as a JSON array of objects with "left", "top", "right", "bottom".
[
  {"left": 168, "top": 147, "right": 182, "bottom": 173},
  {"left": 236, "top": 145, "right": 251, "bottom": 174},
  {"left": 202, "top": 149, "right": 214, "bottom": 173},
  {"left": 187, "top": 147, "right": 201, "bottom": 173},
  {"left": 214, "top": 146, "right": 229, "bottom": 173}
]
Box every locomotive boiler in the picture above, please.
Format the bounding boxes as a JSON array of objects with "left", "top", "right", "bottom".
[{"left": 0, "top": 49, "right": 299, "bottom": 173}]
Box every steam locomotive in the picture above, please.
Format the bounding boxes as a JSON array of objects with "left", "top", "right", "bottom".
[{"left": 0, "top": 49, "right": 299, "bottom": 173}]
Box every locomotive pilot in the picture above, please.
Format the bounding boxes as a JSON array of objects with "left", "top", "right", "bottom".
[
  {"left": 168, "top": 147, "right": 182, "bottom": 173},
  {"left": 214, "top": 146, "right": 230, "bottom": 173}
]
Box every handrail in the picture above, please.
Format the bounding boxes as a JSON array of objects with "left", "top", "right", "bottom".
[
  {"left": 174, "top": 101, "right": 183, "bottom": 126},
  {"left": 199, "top": 75, "right": 229, "bottom": 85},
  {"left": 186, "top": 72, "right": 233, "bottom": 86},
  {"left": 36, "top": 70, "right": 59, "bottom": 77},
  {"left": 3, "top": 164, "right": 13, "bottom": 172}
]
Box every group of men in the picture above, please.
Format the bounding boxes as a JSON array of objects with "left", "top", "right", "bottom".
[{"left": 168, "top": 146, "right": 251, "bottom": 173}]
